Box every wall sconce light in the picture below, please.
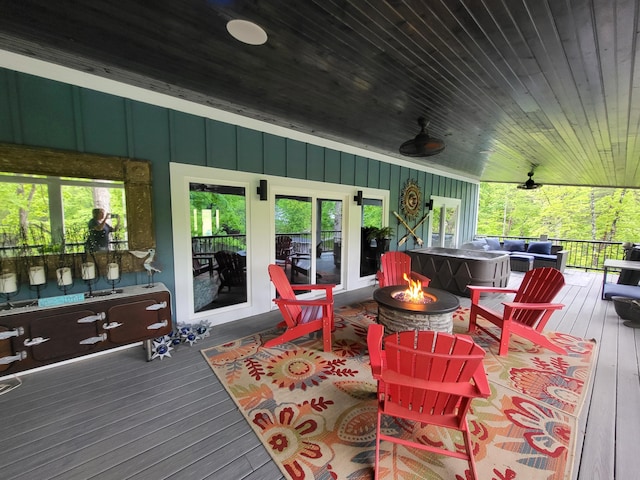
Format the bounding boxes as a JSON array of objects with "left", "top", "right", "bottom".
[
  {"left": 354, "top": 190, "right": 363, "bottom": 206},
  {"left": 426, "top": 199, "right": 434, "bottom": 210},
  {"left": 257, "top": 179, "right": 268, "bottom": 201}
]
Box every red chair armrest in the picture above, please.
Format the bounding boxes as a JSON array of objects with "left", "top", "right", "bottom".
[
  {"left": 472, "top": 367, "right": 491, "bottom": 397},
  {"left": 274, "top": 298, "right": 333, "bottom": 307},
  {"left": 290, "top": 284, "right": 335, "bottom": 291},
  {"left": 467, "top": 285, "right": 519, "bottom": 295},
  {"left": 380, "top": 371, "right": 485, "bottom": 398},
  {"left": 410, "top": 271, "right": 431, "bottom": 287},
  {"left": 367, "top": 324, "right": 385, "bottom": 379},
  {"left": 502, "top": 301, "right": 564, "bottom": 311}
]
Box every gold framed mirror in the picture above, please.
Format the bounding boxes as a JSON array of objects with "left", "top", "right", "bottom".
[{"left": 0, "top": 143, "right": 155, "bottom": 274}]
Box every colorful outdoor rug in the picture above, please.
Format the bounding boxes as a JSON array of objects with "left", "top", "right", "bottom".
[{"left": 201, "top": 301, "right": 597, "bottom": 480}]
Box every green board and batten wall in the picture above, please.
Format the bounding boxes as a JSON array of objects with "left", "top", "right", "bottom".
[{"left": 0, "top": 67, "right": 479, "bottom": 297}]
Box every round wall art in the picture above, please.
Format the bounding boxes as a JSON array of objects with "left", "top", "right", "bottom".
[{"left": 400, "top": 179, "right": 422, "bottom": 220}]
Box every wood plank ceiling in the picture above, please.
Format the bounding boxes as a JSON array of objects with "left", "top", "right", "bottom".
[{"left": 0, "top": 0, "right": 638, "bottom": 188}]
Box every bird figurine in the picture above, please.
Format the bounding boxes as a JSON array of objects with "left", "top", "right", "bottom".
[{"left": 129, "top": 248, "right": 161, "bottom": 287}]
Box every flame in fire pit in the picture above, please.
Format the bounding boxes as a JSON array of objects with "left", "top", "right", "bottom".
[
  {"left": 390, "top": 274, "right": 435, "bottom": 305},
  {"left": 403, "top": 273, "right": 424, "bottom": 302}
]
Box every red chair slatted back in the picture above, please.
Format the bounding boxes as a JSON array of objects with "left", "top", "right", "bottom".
[
  {"left": 379, "top": 251, "right": 412, "bottom": 287},
  {"left": 383, "top": 330, "right": 485, "bottom": 416},
  {"left": 512, "top": 267, "right": 565, "bottom": 327},
  {"left": 268, "top": 264, "right": 301, "bottom": 325}
]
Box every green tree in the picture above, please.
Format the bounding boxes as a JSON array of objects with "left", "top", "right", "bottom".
[{"left": 478, "top": 183, "right": 640, "bottom": 243}]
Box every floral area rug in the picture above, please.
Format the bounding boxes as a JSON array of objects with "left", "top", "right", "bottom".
[{"left": 201, "top": 300, "right": 597, "bottom": 480}]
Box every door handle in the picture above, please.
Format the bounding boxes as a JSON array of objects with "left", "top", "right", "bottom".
[
  {"left": 77, "top": 312, "right": 106, "bottom": 323},
  {"left": 146, "top": 301, "right": 167, "bottom": 311},
  {"left": 147, "top": 320, "right": 168, "bottom": 330},
  {"left": 24, "top": 337, "right": 50, "bottom": 347},
  {"left": 0, "top": 327, "right": 25, "bottom": 340},
  {"left": 102, "top": 322, "right": 122, "bottom": 330},
  {"left": 0, "top": 351, "right": 27, "bottom": 365},
  {"left": 79, "top": 333, "right": 107, "bottom": 345}
]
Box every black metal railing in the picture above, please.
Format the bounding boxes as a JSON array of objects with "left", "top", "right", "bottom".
[
  {"left": 477, "top": 235, "right": 628, "bottom": 271},
  {"left": 192, "top": 232, "right": 342, "bottom": 257},
  {"left": 192, "top": 234, "right": 247, "bottom": 254}
]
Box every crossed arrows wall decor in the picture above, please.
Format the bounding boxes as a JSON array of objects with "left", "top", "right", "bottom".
[{"left": 393, "top": 210, "right": 431, "bottom": 246}]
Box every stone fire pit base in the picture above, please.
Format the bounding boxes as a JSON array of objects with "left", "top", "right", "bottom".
[{"left": 377, "top": 304, "right": 453, "bottom": 334}]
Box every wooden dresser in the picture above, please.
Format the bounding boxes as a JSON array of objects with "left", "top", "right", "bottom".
[{"left": 0, "top": 283, "right": 172, "bottom": 376}]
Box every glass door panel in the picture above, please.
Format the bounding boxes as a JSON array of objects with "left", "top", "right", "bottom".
[
  {"left": 317, "top": 198, "right": 342, "bottom": 286},
  {"left": 444, "top": 206, "right": 458, "bottom": 247},
  {"left": 190, "top": 183, "right": 247, "bottom": 312},
  {"left": 360, "top": 198, "right": 382, "bottom": 277},
  {"left": 275, "top": 195, "right": 312, "bottom": 288},
  {"left": 429, "top": 196, "right": 460, "bottom": 248},
  {"left": 431, "top": 207, "right": 442, "bottom": 246}
]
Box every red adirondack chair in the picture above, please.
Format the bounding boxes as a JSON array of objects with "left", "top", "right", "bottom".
[
  {"left": 376, "top": 251, "right": 430, "bottom": 287},
  {"left": 266, "top": 264, "right": 335, "bottom": 352},
  {"left": 468, "top": 267, "right": 566, "bottom": 356},
  {"left": 367, "top": 324, "right": 490, "bottom": 480}
]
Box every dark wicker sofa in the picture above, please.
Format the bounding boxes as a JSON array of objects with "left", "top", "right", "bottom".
[{"left": 462, "top": 238, "right": 569, "bottom": 273}]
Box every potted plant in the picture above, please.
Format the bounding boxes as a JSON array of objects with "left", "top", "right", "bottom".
[{"left": 366, "top": 226, "right": 394, "bottom": 256}]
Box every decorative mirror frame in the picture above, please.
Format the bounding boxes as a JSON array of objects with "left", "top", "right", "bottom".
[{"left": 0, "top": 143, "right": 155, "bottom": 274}]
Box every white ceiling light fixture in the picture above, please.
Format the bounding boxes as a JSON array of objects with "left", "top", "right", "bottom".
[{"left": 226, "top": 19, "right": 268, "bottom": 45}]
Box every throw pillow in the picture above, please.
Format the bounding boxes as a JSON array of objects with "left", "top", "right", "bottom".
[
  {"left": 485, "top": 237, "right": 502, "bottom": 250},
  {"left": 470, "top": 239, "right": 488, "bottom": 249},
  {"left": 503, "top": 239, "right": 526, "bottom": 252},
  {"left": 527, "top": 241, "right": 552, "bottom": 255}
]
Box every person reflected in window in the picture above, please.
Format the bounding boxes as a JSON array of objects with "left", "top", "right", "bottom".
[{"left": 86, "top": 208, "right": 120, "bottom": 252}]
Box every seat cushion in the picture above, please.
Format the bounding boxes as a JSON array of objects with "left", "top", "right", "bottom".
[
  {"left": 503, "top": 239, "right": 526, "bottom": 252},
  {"left": 510, "top": 253, "right": 535, "bottom": 261},
  {"left": 529, "top": 253, "right": 557, "bottom": 261},
  {"left": 604, "top": 284, "right": 640, "bottom": 300},
  {"left": 527, "top": 241, "right": 552, "bottom": 255}
]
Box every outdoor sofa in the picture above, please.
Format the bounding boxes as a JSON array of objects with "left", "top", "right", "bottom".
[{"left": 461, "top": 238, "right": 568, "bottom": 273}]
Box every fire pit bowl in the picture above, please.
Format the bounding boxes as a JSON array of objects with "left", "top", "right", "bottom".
[{"left": 373, "top": 286, "right": 460, "bottom": 334}]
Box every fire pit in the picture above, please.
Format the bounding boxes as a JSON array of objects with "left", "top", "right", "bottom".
[{"left": 373, "top": 285, "right": 460, "bottom": 334}]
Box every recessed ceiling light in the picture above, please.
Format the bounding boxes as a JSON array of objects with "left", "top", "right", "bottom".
[{"left": 226, "top": 19, "right": 268, "bottom": 45}]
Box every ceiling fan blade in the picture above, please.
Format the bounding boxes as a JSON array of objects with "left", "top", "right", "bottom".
[{"left": 399, "top": 117, "right": 446, "bottom": 157}]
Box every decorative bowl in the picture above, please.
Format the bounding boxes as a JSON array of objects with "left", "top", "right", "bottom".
[{"left": 611, "top": 296, "right": 640, "bottom": 322}]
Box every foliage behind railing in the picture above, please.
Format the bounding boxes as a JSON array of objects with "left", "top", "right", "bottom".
[
  {"left": 192, "top": 231, "right": 342, "bottom": 257},
  {"left": 478, "top": 235, "right": 628, "bottom": 271}
]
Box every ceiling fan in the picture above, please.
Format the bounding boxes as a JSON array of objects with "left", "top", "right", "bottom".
[
  {"left": 399, "top": 117, "right": 445, "bottom": 157},
  {"left": 517, "top": 170, "right": 542, "bottom": 189}
]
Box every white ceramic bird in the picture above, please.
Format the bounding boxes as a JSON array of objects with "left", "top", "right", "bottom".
[{"left": 129, "top": 248, "right": 162, "bottom": 274}]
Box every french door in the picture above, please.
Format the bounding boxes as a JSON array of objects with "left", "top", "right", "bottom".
[
  {"left": 171, "top": 163, "right": 385, "bottom": 326},
  {"left": 274, "top": 193, "right": 343, "bottom": 292},
  {"left": 428, "top": 196, "right": 461, "bottom": 248}
]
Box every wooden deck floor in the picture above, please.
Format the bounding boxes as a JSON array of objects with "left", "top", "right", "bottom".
[{"left": 0, "top": 269, "right": 637, "bottom": 479}]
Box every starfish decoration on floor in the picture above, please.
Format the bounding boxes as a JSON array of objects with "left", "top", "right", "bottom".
[{"left": 150, "top": 336, "right": 173, "bottom": 360}]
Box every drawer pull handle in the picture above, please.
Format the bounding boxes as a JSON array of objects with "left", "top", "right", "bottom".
[
  {"left": 77, "top": 312, "right": 106, "bottom": 323},
  {"left": 146, "top": 301, "right": 167, "bottom": 311},
  {"left": 102, "top": 322, "right": 122, "bottom": 330},
  {"left": 80, "top": 333, "right": 107, "bottom": 345},
  {"left": 0, "top": 351, "right": 27, "bottom": 365},
  {"left": 0, "top": 327, "right": 25, "bottom": 340},
  {"left": 24, "top": 337, "right": 49, "bottom": 347},
  {"left": 147, "top": 320, "right": 168, "bottom": 330}
]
